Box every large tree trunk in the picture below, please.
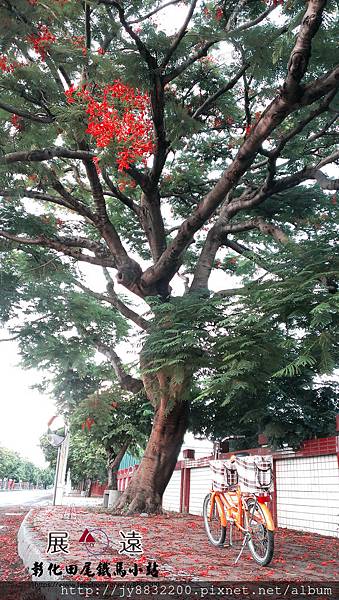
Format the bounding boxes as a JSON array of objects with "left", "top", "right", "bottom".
[
  {"left": 114, "top": 366, "right": 190, "bottom": 514},
  {"left": 114, "top": 398, "right": 189, "bottom": 514}
]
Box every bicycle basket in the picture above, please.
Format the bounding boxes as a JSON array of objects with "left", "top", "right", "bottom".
[
  {"left": 235, "top": 455, "right": 273, "bottom": 494},
  {"left": 255, "top": 462, "right": 273, "bottom": 489},
  {"left": 224, "top": 460, "right": 238, "bottom": 487},
  {"left": 209, "top": 460, "right": 228, "bottom": 491}
]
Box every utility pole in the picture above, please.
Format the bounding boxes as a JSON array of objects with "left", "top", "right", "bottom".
[
  {"left": 52, "top": 428, "right": 70, "bottom": 505},
  {"left": 47, "top": 416, "right": 70, "bottom": 506}
]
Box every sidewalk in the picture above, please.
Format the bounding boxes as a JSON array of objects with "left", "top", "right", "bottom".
[
  {"left": 0, "top": 508, "right": 30, "bottom": 580},
  {"left": 18, "top": 507, "right": 338, "bottom": 582}
]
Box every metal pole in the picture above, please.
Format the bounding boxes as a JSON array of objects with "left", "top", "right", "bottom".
[
  {"left": 53, "top": 428, "right": 70, "bottom": 506},
  {"left": 52, "top": 445, "right": 61, "bottom": 506}
]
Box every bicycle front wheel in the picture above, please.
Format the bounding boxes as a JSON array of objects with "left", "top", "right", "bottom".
[
  {"left": 203, "top": 492, "right": 226, "bottom": 547},
  {"left": 245, "top": 498, "right": 274, "bottom": 566}
]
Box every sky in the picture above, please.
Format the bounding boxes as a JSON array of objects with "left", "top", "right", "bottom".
[{"left": 0, "top": 337, "right": 56, "bottom": 467}]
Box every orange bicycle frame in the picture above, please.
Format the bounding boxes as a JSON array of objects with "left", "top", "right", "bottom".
[{"left": 209, "top": 488, "right": 275, "bottom": 532}]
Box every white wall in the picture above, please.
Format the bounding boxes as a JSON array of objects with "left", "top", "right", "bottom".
[
  {"left": 162, "top": 470, "right": 181, "bottom": 512},
  {"left": 276, "top": 455, "right": 339, "bottom": 537},
  {"left": 189, "top": 466, "right": 211, "bottom": 516}
]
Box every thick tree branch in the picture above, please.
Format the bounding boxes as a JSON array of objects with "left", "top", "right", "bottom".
[
  {"left": 95, "top": 340, "right": 144, "bottom": 393},
  {"left": 0, "top": 99, "right": 54, "bottom": 123},
  {"left": 0, "top": 188, "right": 72, "bottom": 211},
  {"left": 222, "top": 150, "right": 339, "bottom": 218},
  {"left": 139, "top": 190, "right": 167, "bottom": 263},
  {"left": 102, "top": 169, "right": 140, "bottom": 215},
  {"left": 0, "top": 147, "right": 94, "bottom": 164},
  {"left": 78, "top": 150, "right": 142, "bottom": 283},
  {"left": 190, "top": 216, "right": 288, "bottom": 291},
  {"left": 311, "top": 170, "right": 339, "bottom": 190},
  {"left": 75, "top": 274, "right": 149, "bottom": 331},
  {"left": 0, "top": 231, "right": 116, "bottom": 267},
  {"left": 49, "top": 175, "right": 97, "bottom": 222},
  {"left": 108, "top": 440, "right": 130, "bottom": 471},
  {"left": 125, "top": 164, "right": 151, "bottom": 192},
  {"left": 261, "top": 150, "right": 339, "bottom": 199},
  {"left": 299, "top": 65, "right": 339, "bottom": 107}
]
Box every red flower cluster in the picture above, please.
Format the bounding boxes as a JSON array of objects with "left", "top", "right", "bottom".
[
  {"left": 28, "top": 24, "right": 56, "bottom": 60},
  {"left": 92, "top": 156, "right": 101, "bottom": 175},
  {"left": 117, "top": 176, "right": 137, "bottom": 191},
  {"left": 65, "top": 81, "right": 154, "bottom": 172},
  {"left": 215, "top": 7, "right": 223, "bottom": 21},
  {"left": 71, "top": 35, "right": 87, "bottom": 56},
  {"left": 203, "top": 6, "right": 223, "bottom": 21},
  {"left": 0, "top": 55, "right": 15, "bottom": 73},
  {"left": 245, "top": 124, "right": 252, "bottom": 137},
  {"left": 81, "top": 417, "right": 95, "bottom": 432},
  {"left": 263, "top": 0, "right": 283, "bottom": 5},
  {"left": 11, "top": 114, "right": 24, "bottom": 131}
]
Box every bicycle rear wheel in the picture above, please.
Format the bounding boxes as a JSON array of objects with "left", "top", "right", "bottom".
[
  {"left": 245, "top": 498, "right": 274, "bottom": 566},
  {"left": 203, "top": 492, "right": 226, "bottom": 546}
]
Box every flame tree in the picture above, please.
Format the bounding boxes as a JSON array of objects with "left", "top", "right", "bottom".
[{"left": 0, "top": 0, "right": 338, "bottom": 512}]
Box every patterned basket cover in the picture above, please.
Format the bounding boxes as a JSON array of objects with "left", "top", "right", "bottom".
[
  {"left": 235, "top": 455, "right": 273, "bottom": 493},
  {"left": 209, "top": 459, "right": 228, "bottom": 491},
  {"left": 209, "top": 456, "right": 273, "bottom": 493}
]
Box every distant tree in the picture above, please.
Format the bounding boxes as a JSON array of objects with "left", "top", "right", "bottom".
[
  {"left": 39, "top": 434, "right": 58, "bottom": 470},
  {"left": 70, "top": 387, "right": 151, "bottom": 489},
  {"left": 38, "top": 466, "right": 55, "bottom": 488},
  {"left": 0, "top": 447, "right": 21, "bottom": 480},
  {"left": 191, "top": 379, "right": 338, "bottom": 450},
  {"left": 0, "top": 445, "right": 52, "bottom": 485},
  {"left": 40, "top": 431, "right": 106, "bottom": 486},
  {"left": 40, "top": 387, "right": 151, "bottom": 489}
]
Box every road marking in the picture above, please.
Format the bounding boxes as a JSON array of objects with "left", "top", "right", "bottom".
[{"left": 4, "top": 512, "right": 24, "bottom": 515}]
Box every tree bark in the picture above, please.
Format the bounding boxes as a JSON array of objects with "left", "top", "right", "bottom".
[
  {"left": 113, "top": 367, "right": 190, "bottom": 514},
  {"left": 107, "top": 466, "right": 117, "bottom": 490}
]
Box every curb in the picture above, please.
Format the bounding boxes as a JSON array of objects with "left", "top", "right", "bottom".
[{"left": 17, "top": 509, "right": 62, "bottom": 582}]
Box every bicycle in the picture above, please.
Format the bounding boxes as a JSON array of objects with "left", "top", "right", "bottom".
[{"left": 203, "top": 447, "right": 274, "bottom": 566}]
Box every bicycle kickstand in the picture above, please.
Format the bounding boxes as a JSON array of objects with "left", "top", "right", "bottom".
[{"left": 234, "top": 532, "right": 251, "bottom": 564}]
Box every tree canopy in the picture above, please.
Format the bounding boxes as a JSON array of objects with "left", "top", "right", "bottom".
[{"left": 0, "top": 0, "right": 338, "bottom": 512}]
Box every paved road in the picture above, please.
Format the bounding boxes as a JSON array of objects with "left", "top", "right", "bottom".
[{"left": 0, "top": 489, "right": 52, "bottom": 507}]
